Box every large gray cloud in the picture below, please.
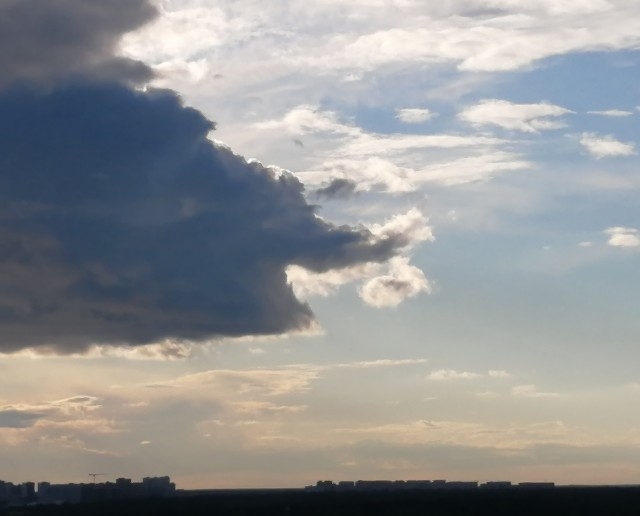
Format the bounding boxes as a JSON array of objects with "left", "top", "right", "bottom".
[
  {"left": 0, "top": 83, "right": 412, "bottom": 353},
  {"left": 0, "top": 409, "right": 44, "bottom": 429},
  {"left": 0, "top": 0, "right": 156, "bottom": 87},
  {"left": 0, "top": 0, "right": 419, "bottom": 354}
]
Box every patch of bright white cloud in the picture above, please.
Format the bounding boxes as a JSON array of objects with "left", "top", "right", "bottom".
[
  {"left": 427, "top": 369, "right": 482, "bottom": 381},
  {"left": 580, "top": 133, "right": 636, "bottom": 158},
  {"left": 359, "top": 257, "right": 431, "bottom": 308},
  {"left": 287, "top": 262, "right": 381, "bottom": 299},
  {"left": 586, "top": 109, "right": 633, "bottom": 117},
  {"left": 121, "top": 0, "right": 640, "bottom": 110},
  {"left": 262, "top": 105, "right": 524, "bottom": 190},
  {"left": 339, "top": 132, "right": 503, "bottom": 157},
  {"left": 415, "top": 151, "right": 531, "bottom": 186},
  {"left": 458, "top": 99, "right": 573, "bottom": 133},
  {"left": 488, "top": 370, "right": 512, "bottom": 378},
  {"left": 153, "top": 58, "right": 210, "bottom": 85},
  {"left": 395, "top": 108, "right": 434, "bottom": 124},
  {"left": 255, "top": 105, "right": 358, "bottom": 137},
  {"left": 428, "top": 369, "right": 511, "bottom": 381},
  {"left": 604, "top": 227, "right": 640, "bottom": 248},
  {"left": 262, "top": 105, "right": 503, "bottom": 155},
  {"left": 369, "top": 208, "right": 434, "bottom": 248},
  {"left": 333, "top": 358, "right": 428, "bottom": 369},
  {"left": 511, "top": 384, "right": 560, "bottom": 398},
  {"left": 121, "top": 5, "right": 254, "bottom": 63}
]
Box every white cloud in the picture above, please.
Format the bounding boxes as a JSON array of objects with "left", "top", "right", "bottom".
[
  {"left": 428, "top": 369, "right": 512, "bottom": 381},
  {"left": 287, "top": 262, "right": 381, "bottom": 299},
  {"left": 604, "top": 227, "right": 640, "bottom": 248},
  {"left": 255, "top": 105, "right": 358, "bottom": 138},
  {"left": 580, "top": 133, "right": 636, "bottom": 158},
  {"left": 488, "top": 370, "right": 512, "bottom": 378},
  {"left": 259, "top": 105, "right": 523, "bottom": 192},
  {"left": 395, "top": 108, "right": 434, "bottom": 123},
  {"left": 511, "top": 384, "right": 560, "bottom": 398},
  {"left": 142, "top": 357, "right": 430, "bottom": 412},
  {"left": 427, "top": 369, "right": 482, "bottom": 381},
  {"left": 339, "top": 132, "right": 503, "bottom": 157},
  {"left": 333, "top": 418, "right": 574, "bottom": 449},
  {"left": 334, "top": 358, "right": 428, "bottom": 369},
  {"left": 458, "top": 99, "right": 573, "bottom": 133},
  {"left": 359, "top": 257, "right": 432, "bottom": 308},
  {"left": 287, "top": 209, "right": 432, "bottom": 305},
  {"left": 369, "top": 208, "right": 434, "bottom": 249},
  {"left": 124, "top": 0, "right": 640, "bottom": 84},
  {"left": 587, "top": 109, "right": 633, "bottom": 117},
  {"left": 301, "top": 157, "right": 416, "bottom": 194},
  {"left": 415, "top": 151, "right": 531, "bottom": 186}
]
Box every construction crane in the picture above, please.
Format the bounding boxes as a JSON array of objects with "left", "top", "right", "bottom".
[{"left": 88, "top": 473, "right": 105, "bottom": 483}]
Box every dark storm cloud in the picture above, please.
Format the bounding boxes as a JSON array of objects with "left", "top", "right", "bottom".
[
  {"left": 0, "top": 83, "right": 410, "bottom": 353},
  {"left": 315, "top": 178, "right": 358, "bottom": 200},
  {"left": 0, "top": 0, "right": 157, "bottom": 87}
]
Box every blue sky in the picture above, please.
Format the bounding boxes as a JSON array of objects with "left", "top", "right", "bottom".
[{"left": 1, "top": 0, "right": 639, "bottom": 488}]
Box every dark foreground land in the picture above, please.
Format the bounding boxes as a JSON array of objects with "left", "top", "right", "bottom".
[{"left": 4, "top": 487, "right": 640, "bottom": 516}]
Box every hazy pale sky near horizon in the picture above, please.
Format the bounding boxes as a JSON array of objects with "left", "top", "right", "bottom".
[{"left": 1, "top": 0, "right": 640, "bottom": 489}]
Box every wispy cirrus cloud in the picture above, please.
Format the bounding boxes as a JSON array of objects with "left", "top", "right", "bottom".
[
  {"left": 427, "top": 369, "right": 511, "bottom": 381},
  {"left": 458, "top": 99, "right": 573, "bottom": 133},
  {"left": 587, "top": 109, "right": 633, "bottom": 117},
  {"left": 511, "top": 384, "right": 560, "bottom": 398}
]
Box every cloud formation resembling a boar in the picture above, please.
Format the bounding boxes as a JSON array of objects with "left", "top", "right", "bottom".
[{"left": 0, "top": 0, "right": 429, "bottom": 354}]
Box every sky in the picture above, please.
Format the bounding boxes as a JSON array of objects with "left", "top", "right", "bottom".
[{"left": 0, "top": 0, "right": 639, "bottom": 489}]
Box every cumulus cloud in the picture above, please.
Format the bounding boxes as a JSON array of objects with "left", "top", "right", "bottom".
[
  {"left": 604, "top": 227, "right": 640, "bottom": 248},
  {"left": 458, "top": 99, "right": 573, "bottom": 133},
  {"left": 395, "top": 108, "right": 434, "bottom": 124},
  {"left": 1, "top": 83, "right": 427, "bottom": 354},
  {"left": 359, "top": 257, "right": 431, "bottom": 308},
  {"left": 0, "top": 1, "right": 429, "bottom": 354},
  {"left": 287, "top": 209, "right": 433, "bottom": 305},
  {"left": 0, "top": 0, "right": 156, "bottom": 87},
  {"left": 580, "top": 133, "right": 636, "bottom": 158}
]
